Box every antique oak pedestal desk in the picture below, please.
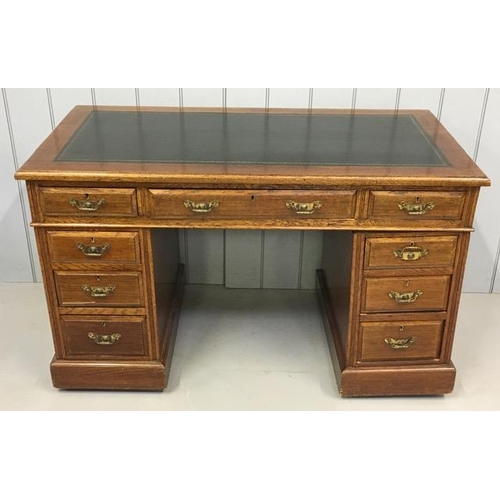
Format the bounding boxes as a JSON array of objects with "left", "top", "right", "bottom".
[{"left": 15, "top": 106, "right": 490, "bottom": 396}]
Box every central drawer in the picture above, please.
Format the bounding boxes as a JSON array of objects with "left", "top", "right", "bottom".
[
  {"left": 54, "top": 271, "right": 144, "bottom": 307},
  {"left": 362, "top": 275, "right": 451, "bottom": 312},
  {"left": 60, "top": 315, "right": 148, "bottom": 359},
  {"left": 148, "top": 189, "right": 356, "bottom": 219}
]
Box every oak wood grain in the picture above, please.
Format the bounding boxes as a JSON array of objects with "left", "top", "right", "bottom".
[
  {"left": 364, "top": 234, "right": 457, "bottom": 269},
  {"left": 50, "top": 358, "right": 166, "bottom": 390},
  {"left": 14, "top": 106, "right": 490, "bottom": 187},
  {"left": 47, "top": 230, "right": 141, "bottom": 264},
  {"left": 54, "top": 271, "right": 144, "bottom": 307},
  {"left": 148, "top": 189, "right": 356, "bottom": 219},
  {"left": 38, "top": 187, "right": 138, "bottom": 218},
  {"left": 357, "top": 320, "right": 444, "bottom": 364},
  {"left": 362, "top": 275, "right": 451, "bottom": 313},
  {"left": 14, "top": 106, "right": 491, "bottom": 396},
  {"left": 60, "top": 315, "right": 148, "bottom": 359}
]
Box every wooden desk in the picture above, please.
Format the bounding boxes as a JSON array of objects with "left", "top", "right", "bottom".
[{"left": 15, "top": 106, "right": 490, "bottom": 396}]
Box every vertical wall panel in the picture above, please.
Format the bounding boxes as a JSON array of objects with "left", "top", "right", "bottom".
[
  {"left": 138, "top": 88, "right": 179, "bottom": 106},
  {"left": 438, "top": 89, "right": 489, "bottom": 292},
  {"left": 0, "top": 94, "right": 34, "bottom": 281},
  {"left": 182, "top": 89, "right": 224, "bottom": 283},
  {"left": 354, "top": 88, "right": 398, "bottom": 109},
  {"left": 6, "top": 88, "right": 53, "bottom": 282},
  {"left": 187, "top": 229, "right": 224, "bottom": 284},
  {"left": 224, "top": 89, "right": 266, "bottom": 287},
  {"left": 299, "top": 232, "right": 323, "bottom": 289},
  {"left": 312, "top": 89, "right": 353, "bottom": 108},
  {"left": 462, "top": 89, "right": 500, "bottom": 292},
  {"left": 94, "top": 88, "right": 136, "bottom": 105},
  {"left": 226, "top": 88, "right": 266, "bottom": 107},
  {"left": 398, "top": 88, "right": 442, "bottom": 115},
  {"left": 263, "top": 231, "right": 302, "bottom": 289},
  {"left": 183, "top": 88, "right": 222, "bottom": 107},
  {"left": 439, "top": 88, "right": 486, "bottom": 157},
  {"left": 225, "top": 230, "right": 262, "bottom": 288},
  {"left": 6, "top": 89, "right": 53, "bottom": 166},
  {"left": 493, "top": 247, "right": 500, "bottom": 293},
  {"left": 269, "top": 88, "right": 309, "bottom": 108},
  {"left": 50, "top": 88, "right": 92, "bottom": 125},
  {"left": 265, "top": 89, "right": 310, "bottom": 287}
]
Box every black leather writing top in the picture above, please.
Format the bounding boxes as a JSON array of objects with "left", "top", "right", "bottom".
[{"left": 57, "top": 111, "right": 447, "bottom": 166}]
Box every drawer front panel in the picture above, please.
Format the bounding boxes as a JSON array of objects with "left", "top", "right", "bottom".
[
  {"left": 359, "top": 320, "right": 444, "bottom": 363},
  {"left": 148, "top": 189, "right": 356, "bottom": 219},
  {"left": 39, "top": 187, "right": 138, "bottom": 217},
  {"left": 47, "top": 231, "right": 141, "bottom": 264},
  {"left": 61, "top": 315, "right": 148, "bottom": 358},
  {"left": 365, "top": 235, "right": 458, "bottom": 269},
  {"left": 55, "top": 271, "right": 143, "bottom": 307},
  {"left": 368, "top": 191, "right": 465, "bottom": 220},
  {"left": 363, "top": 275, "right": 451, "bottom": 312}
]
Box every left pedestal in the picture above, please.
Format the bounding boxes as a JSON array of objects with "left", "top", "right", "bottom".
[{"left": 34, "top": 221, "right": 183, "bottom": 391}]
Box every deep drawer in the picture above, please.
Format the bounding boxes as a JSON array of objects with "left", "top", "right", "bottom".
[
  {"left": 54, "top": 271, "right": 144, "bottom": 307},
  {"left": 148, "top": 189, "right": 356, "bottom": 219},
  {"left": 358, "top": 320, "right": 444, "bottom": 363},
  {"left": 39, "top": 187, "right": 138, "bottom": 217},
  {"left": 362, "top": 275, "right": 451, "bottom": 313},
  {"left": 47, "top": 231, "right": 141, "bottom": 264},
  {"left": 364, "top": 235, "right": 458, "bottom": 269},
  {"left": 61, "top": 315, "right": 148, "bottom": 359}
]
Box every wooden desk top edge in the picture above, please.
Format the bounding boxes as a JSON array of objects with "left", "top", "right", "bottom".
[{"left": 15, "top": 105, "right": 490, "bottom": 188}]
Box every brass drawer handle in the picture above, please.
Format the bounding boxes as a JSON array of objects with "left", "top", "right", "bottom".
[
  {"left": 69, "top": 194, "right": 106, "bottom": 212},
  {"left": 384, "top": 336, "right": 417, "bottom": 349},
  {"left": 82, "top": 284, "right": 116, "bottom": 297},
  {"left": 184, "top": 200, "right": 220, "bottom": 213},
  {"left": 76, "top": 242, "right": 110, "bottom": 257},
  {"left": 88, "top": 332, "right": 121, "bottom": 345},
  {"left": 286, "top": 200, "right": 322, "bottom": 214},
  {"left": 388, "top": 289, "right": 423, "bottom": 303},
  {"left": 398, "top": 197, "right": 435, "bottom": 215},
  {"left": 393, "top": 243, "right": 429, "bottom": 261}
]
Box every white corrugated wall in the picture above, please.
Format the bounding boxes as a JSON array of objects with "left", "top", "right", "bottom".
[{"left": 1, "top": 88, "right": 498, "bottom": 292}]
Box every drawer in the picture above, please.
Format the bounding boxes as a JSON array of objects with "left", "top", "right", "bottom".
[
  {"left": 54, "top": 271, "right": 144, "bottom": 307},
  {"left": 61, "top": 315, "right": 148, "bottom": 359},
  {"left": 39, "top": 187, "right": 138, "bottom": 217},
  {"left": 365, "top": 235, "right": 458, "bottom": 269},
  {"left": 148, "top": 189, "right": 356, "bottom": 219},
  {"left": 47, "top": 231, "right": 141, "bottom": 264},
  {"left": 362, "top": 275, "right": 451, "bottom": 313},
  {"left": 367, "top": 191, "right": 465, "bottom": 220},
  {"left": 358, "top": 320, "right": 444, "bottom": 363}
]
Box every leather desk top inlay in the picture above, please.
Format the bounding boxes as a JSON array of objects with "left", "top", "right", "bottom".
[{"left": 57, "top": 111, "right": 447, "bottom": 166}]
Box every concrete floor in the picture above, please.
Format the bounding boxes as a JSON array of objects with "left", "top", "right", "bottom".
[{"left": 1, "top": 283, "right": 499, "bottom": 410}]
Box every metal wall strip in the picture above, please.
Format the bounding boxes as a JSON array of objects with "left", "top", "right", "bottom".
[
  {"left": 473, "top": 88, "right": 490, "bottom": 161},
  {"left": 437, "top": 88, "right": 446, "bottom": 121},
  {"left": 46, "top": 89, "right": 55, "bottom": 130},
  {"left": 1, "top": 88, "right": 37, "bottom": 282},
  {"left": 135, "top": 88, "right": 141, "bottom": 109}
]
